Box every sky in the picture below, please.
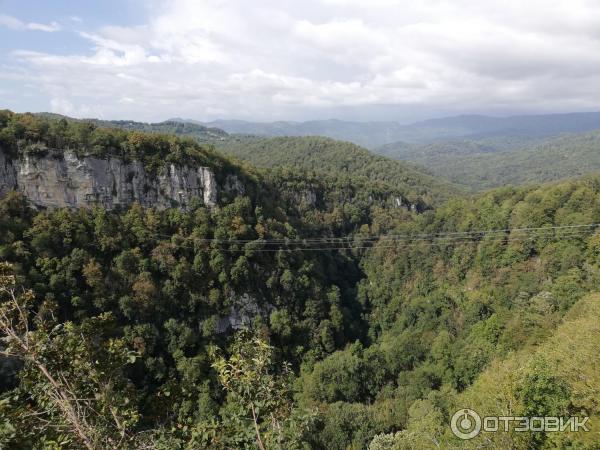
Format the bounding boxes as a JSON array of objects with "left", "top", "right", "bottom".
[{"left": 2, "top": 0, "right": 600, "bottom": 123}]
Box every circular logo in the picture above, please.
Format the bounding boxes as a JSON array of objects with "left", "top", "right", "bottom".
[{"left": 451, "top": 409, "right": 482, "bottom": 440}]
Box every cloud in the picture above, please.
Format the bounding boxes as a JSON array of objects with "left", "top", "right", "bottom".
[
  {"left": 50, "top": 98, "right": 92, "bottom": 117},
  {"left": 0, "top": 14, "right": 60, "bottom": 32},
  {"left": 4, "top": 0, "right": 600, "bottom": 121}
]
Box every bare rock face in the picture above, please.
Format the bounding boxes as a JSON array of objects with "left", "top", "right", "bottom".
[
  {"left": 214, "top": 293, "right": 273, "bottom": 333},
  {"left": 1, "top": 148, "right": 221, "bottom": 210},
  {"left": 158, "top": 163, "right": 218, "bottom": 208}
]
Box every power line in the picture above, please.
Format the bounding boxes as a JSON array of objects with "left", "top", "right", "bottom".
[
  {"left": 219, "top": 229, "right": 595, "bottom": 252},
  {"left": 145, "top": 225, "right": 598, "bottom": 253},
  {"left": 149, "top": 222, "right": 600, "bottom": 245}
]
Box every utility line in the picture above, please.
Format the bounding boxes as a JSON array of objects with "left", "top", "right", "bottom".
[
  {"left": 146, "top": 223, "right": 600, "bottom": 245},
  {"left": 143, "top": 226, "right": 597, "bottom": 253},
  {"left": 217, "top": 229, "right": 596, "bottom": 253}
]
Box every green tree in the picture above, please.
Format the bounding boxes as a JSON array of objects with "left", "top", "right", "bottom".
[
  {"left": 196, "top": 330, "right": 316, "bottom": 449},
  {"left": 0, "top": 262, "right": 140, "bottom": 449}
]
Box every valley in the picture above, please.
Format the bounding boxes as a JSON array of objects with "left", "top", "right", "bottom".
[{"left": 1, "top": 110, "right": 600, "bottom": 448}]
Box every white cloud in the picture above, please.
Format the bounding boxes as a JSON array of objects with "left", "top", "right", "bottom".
[
  {"left": 5, "top": 0, "right": 600, "bottom": 121},
  {"left": 0, "top": 14, "right": 60, "bottom": 32},
  {"left": 50, "top": 98, "right": 92, "bottom": 117}
]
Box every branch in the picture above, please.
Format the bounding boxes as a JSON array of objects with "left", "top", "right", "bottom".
[{"left": 251, "top": 403, "right": 266, "bottom": 450}]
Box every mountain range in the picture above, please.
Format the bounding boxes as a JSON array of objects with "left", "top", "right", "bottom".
[
  {"left": 3, "top": 109, "right": 600, "bottom": 449},
  {"left": 172, "top": 111, "right": 600, "bottom": 148},
  {"left": 35, "top": 111, "right": 600, "bottom": 193}
]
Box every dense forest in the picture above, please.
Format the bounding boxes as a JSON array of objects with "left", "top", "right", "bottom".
[
  {"left": 35, "top": 112, "right": 600, "bottom": 195},
  {"left": 36, "top": 112, "right": 229, "bottom": 143},
  {"left": 377, "top": 131, "right": 600, "bottom": 191},
  {"left": 211, "top": 135, "right": 459, "bottom": 205},
  {"left": 187, "top": 111, "right": 600, "bottom": 149},
  {"left": 1, "top": 111, "right": 600, "bottom": 449},
  {"left": 30, "top": 114, "right": 457, "bottom": 205}
]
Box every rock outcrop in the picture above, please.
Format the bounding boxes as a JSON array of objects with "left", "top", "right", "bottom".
[
  {"left": 0, "top": 148, "right": 220, "bottom": 210},
  {"left": 214, "top": 293, "right": 273, "bottom": 333}
]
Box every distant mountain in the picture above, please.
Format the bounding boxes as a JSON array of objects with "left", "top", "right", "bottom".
[
  {"left": 181, "top": 118, "right": 407, "bottom": 148},
  {"left": 376, "top": 135, "right": 548, "bottom": 160},
  {"left": 415, "top": 111, "right": 600, "bottom": 138},
  {"left": 174, "top": 111, "right": 600, "bottom": 148},
  {"left": 380, "top": 131, "right": 600, "bottom": 191}
]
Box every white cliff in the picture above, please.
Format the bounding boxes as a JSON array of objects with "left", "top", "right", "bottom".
[{"left": 0, "top": 148, "right": 220, "bottom": 210}]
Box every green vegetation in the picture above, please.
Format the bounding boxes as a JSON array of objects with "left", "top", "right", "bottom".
[
  {"left": 371, "top": 293, "right": 600, "bottom": 449},
  {"left": 196, "top": 111, "right": 600, "bottom": 149},
  {"left": 213, "top": 135, "right": 460, "bottom": 204},
  {"left": 377, "top": 135, "right": 544, "bottom": 160},
  {"left": 37, "top": 112, "right": 228, "bottom": 143},
  {"left": 2, "top": 110, "right": 600, "bottom": 448},
  {"left": 378, "top": 131, "right": 600, "bottom": 191},
  {"left": 2, "top": 110, "right": 231, "bottom": 176}
]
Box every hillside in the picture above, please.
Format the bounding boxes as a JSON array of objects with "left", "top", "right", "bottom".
[
  {"left": 28, "top": 113, "right": 457, "bottom": 204},
  {"left": 3, "top": 110, "right": 600, "bottom": 449},
  {"left": 37, "top": 112, "right": 229, "bottom": 142},
  {"left": 0, "top": 110, "right": 430, "bottom": 225},
  {"left": 213, "top": 135, "right": 461, "bottom": 204},
  {"left": 180, "top": 111, "right": 600, "bottom": 148},
  {"left": 0, "top": 110, "right": 435, "bottom": 449},
  {"left": 372, "top": 293, "right": 600, "bottom": 449},
  {"left": 313, "top": 176, "right": 600, "bottom": 449},
  {"left": 379, "top": 131, "right": 600, "bottom": 191},
  {"left": 377, "top": 134, "right": 546, "bottom": 160}
]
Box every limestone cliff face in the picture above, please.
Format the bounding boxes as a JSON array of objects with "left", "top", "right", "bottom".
[{"left": 0, "top": 148, "right": 222, "bottom": 210}]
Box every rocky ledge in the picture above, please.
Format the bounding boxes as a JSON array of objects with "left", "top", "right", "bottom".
[{"left": 0, "top": 148, "right": 224, "bottom": 210}]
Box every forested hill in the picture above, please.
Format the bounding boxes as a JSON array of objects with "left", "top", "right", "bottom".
[
  {"left": 0, "top": 110, "right": 431, "bottom": 449},
  {"left": 309, "top": 175, "right": 600, "bottom": 449},
  {"left": 2, "top": 108, "right": 600, "bottom": 448},
  {"left": 181, "top": 111, "right": 600, "bottom": 148},
  {"left": 212, "top": 135, "right": 460, "bottom": 205},
  {"left": 36, "top": 112, "right": 229, "bottom": 143},
  {"left": 377, "top": 131, "right": 600, "bottom": 191},
  {"left": 29, "top": 112, "right": 458, "bottom": 205},
  {"left": 1, "top": 110, "right": 434, "bottom": 218}
]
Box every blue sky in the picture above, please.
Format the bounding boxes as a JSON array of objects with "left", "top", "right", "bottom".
[
  {"left": 2, "top": 0, "right": 600, "bottom": 123},
  {"left": 0, "top": 0, "right": 146, "bottom": 113}
]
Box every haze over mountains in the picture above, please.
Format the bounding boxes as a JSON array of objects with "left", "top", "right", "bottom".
[
  {"left": 170, "top": 111, "right": 600, "bottom": 192},
  {"left": 39, "top": 110, "right": 600, "bottom": 193},
  {"left": 175, "top": 111, "right": 600, "bottom": 149}
]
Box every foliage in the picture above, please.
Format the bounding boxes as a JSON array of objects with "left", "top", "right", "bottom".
[
  {"left": 0, "top": 262, "right": 140, "bottom": 449},
  {"left": 199, "top": 330, "right": 316, "bottom": 449},
  {"left": 3, "top": 109, "right": 600, "bottom": 448},
  {"left": 1, "top": 110, "right": 229, "bottom": 175},
  {"left": 213, "top": 135, "right": 459, "bottom": 204},
  {"left": 379, "top": 131, "right": 600, "bottom": 191}
]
